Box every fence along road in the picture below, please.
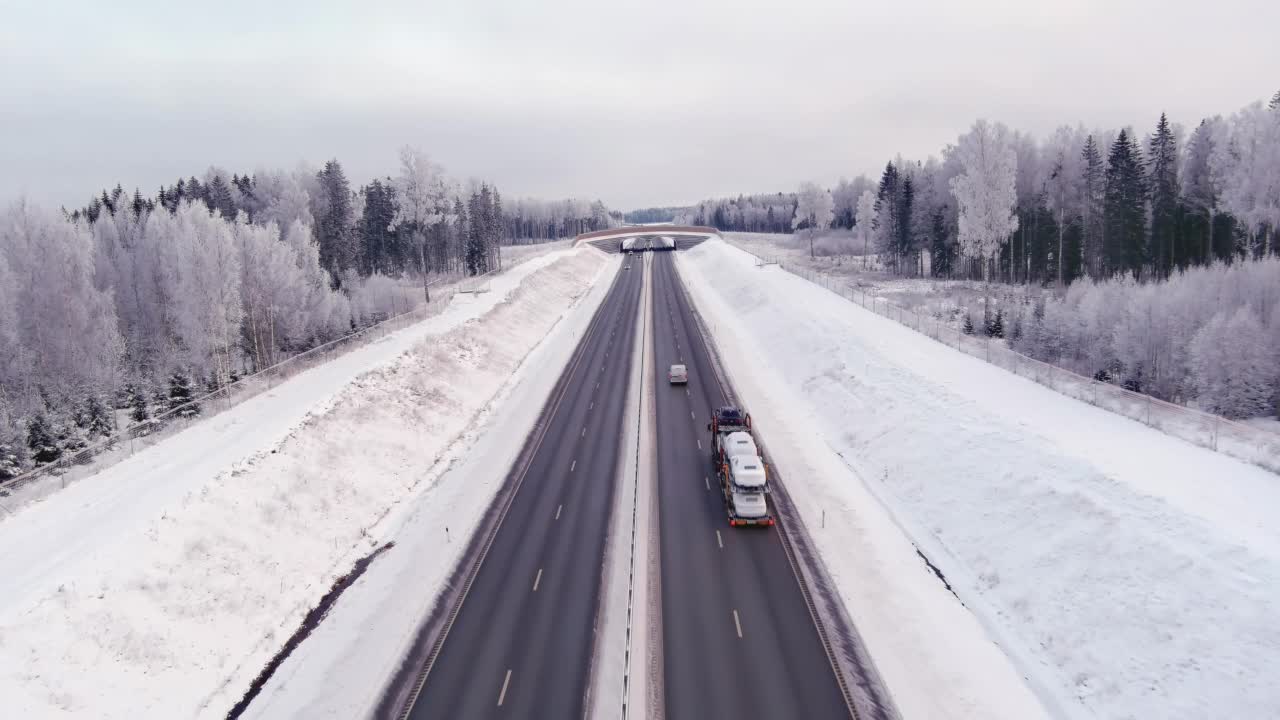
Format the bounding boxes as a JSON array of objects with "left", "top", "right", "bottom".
[{"left": 734, "top": 244, "right": 1280, "bottom": 476}]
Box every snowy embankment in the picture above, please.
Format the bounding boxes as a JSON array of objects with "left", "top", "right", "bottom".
[
  {"left": 0, "top": 248, "right": 610, "bottom": 718},
  {"left": 679, "top": 239, "right": 1280, "bottom": 720}
]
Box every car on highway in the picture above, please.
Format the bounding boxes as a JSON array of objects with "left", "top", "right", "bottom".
[{"left": 668, "top": 363, "right": 688, "bottom": 384}]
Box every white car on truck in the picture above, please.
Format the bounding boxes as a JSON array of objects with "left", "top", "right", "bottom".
[{"left": 708, "top": 406, "right": 774, "bottom": 527}]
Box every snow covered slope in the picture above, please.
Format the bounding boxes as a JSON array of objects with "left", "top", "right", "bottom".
[
  {"left": 679, "top": 239, "right": 1280, "bottom": 720},
  {"left": 0, "top": 249, "right": 609, "bottom": 718}
]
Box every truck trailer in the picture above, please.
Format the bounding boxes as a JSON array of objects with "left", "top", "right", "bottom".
[{"left": 708, "top": 406, "right": 774, "bottom": 527}]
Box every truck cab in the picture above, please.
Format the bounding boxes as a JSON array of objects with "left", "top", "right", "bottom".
[{"left": 727, "top": 455, "right": 769, "bottom": 519}]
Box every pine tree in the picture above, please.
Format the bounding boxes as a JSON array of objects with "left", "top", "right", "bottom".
[
  {"left": 987, "top": 309, "right": 1005, "bottom": 338},
  {"left": 82, "top": 395, "right": 113, "bottom": 438},
  {"left": 0, "top": 442, "right": 21, "bottom": 481},
  {"left": 207, "top": 174, "right": 235, "bottom": 219},
  {"left": 897, "top": 175, "right": 914, "bottom": 268},
  {"left": 1147, "top": 114, "right": 1180, "bottom": 276},
  {"left": 466, "top": 189, "right": 487, "bottom": 276},
  {"left": 168, "top": 372, "right": 201, "bottom": 418},
  {"left": 962, "top": 314, "right": 975, "bottom": 335},
  {"left": 128, "top": 384, "right": 150, "bottom": 423},
  {"left": 1271, "top": 90, "right": 1280, "bottom": 110},
  {"left": 314, "top": 160, "right": 358, "bottom": 285},
  {"left": 26, "top": 414, "right": 60, "bottom": 464},
  {"left": 1103, "top": 129, "right": 1147, "bottom": 277},
  {"left": 1081, "top": 135, "right": 1105, "bottom": 277}
]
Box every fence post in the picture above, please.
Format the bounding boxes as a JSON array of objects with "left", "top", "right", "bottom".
[{"left": 1146, "top": 395, "right": 1152, "bottom": 426}]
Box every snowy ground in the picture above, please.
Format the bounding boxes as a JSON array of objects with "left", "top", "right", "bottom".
[
  {"left": 0, "top": 248, "right": 610, "bottom": 718},
  {"left": 678, "top": 239, "right": 1280, "bottom": 720},
  {"left": 723, "top": 231, "right": 1033, "bottom": 332}
]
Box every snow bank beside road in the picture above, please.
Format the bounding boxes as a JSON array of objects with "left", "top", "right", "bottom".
[
  {"left": 0, "top": 249, "right": 608, "bottom": 719},
  {"left": 679, "top": 239, "right": 1280, "bottom": 719}
]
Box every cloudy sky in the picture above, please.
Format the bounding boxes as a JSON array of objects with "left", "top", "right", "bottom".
[{"left": 2, "top": 0, "right": 1276, "bottom": 211}]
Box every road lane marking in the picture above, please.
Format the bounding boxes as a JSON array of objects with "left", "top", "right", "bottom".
[
  {"left": 581, "top": 427, "right": 586, "bottom": 437},
  {"left": 498, "top": 669, "right": 512, "bottom": 706},
  {"left": 733, "top": 610, "right": 743, "bottom": 638},
  {"left": 590, "top": 401, "right": 593, "bottom": 410},
  {"left": 705, "top": 476, "right": 710, "bottom": 490},
  {"left": 570, "top": 460, "right": 576, "bottom": 472},
  {"left": 690, "top": 410, "right": 695, "bottom": 420},
  {"left": 556, "top": 504, "right": 563, "bottom": 520},
  {"left": 696, "top": 439, "right": 701, "bottom": 449},
  {"left": 716, "top": 530, "right": 723, "bottom": 549},
  {"left": 686, "top": 388, "right": 690, "bottom": 397},
  {"left": 533, "top": 568, "right": 543, "bottom": 592}
]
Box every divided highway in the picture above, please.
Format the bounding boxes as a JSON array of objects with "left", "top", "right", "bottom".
[
  {"left": 650, "top": 252, "right": 852, "bottom": 718},
  {"left": 401, "top": 256, "right": 642, "bottom": 719}
]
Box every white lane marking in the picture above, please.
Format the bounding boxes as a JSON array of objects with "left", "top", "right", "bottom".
[
  {"left": 533, "top": 568, "right": 543, "bottom": 592},
  {"left": 556, "top": 503, "right": 563, "bottom": 520},
  {"left": 733, "top": 610, "right": 743, "bottom": 638},
  {"left": 498, "top": 669, "right": 512, "bottom": 706},
  {"left": 716, "top": 530, "right": 724, "bottom": 549},
  {"left": 690, "top": 410, "right": 695, "bottom": 420},
  {"left": 570, "top": 460, "right": 576, "bottom": 472},
  {"left": 696, "top": 439, "right": 701, "bottom": 450},
  {"left": 705, "top": 476, "right": 710, "bottom": 490},
  {"left": 686, "top": 388, "right": 690, "bottom": 397},
  {"left": 590, "top": 401, "right": 594, "bottom": 410},
  {"left": 596, "top": 381, "right": 600, "bottom": 389},
  {"left": 581, "top": 427, "right": 586, "bottom": 437}
]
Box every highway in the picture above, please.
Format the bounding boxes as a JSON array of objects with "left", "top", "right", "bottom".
[
  {"left": 650, "top": 251, "right": 852, "bottom": 719},
  {"left": 400, "top": 256, "right": 642, "bottom": 720}
]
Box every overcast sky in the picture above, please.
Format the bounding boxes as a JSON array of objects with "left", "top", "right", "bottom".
[{"left": 2, "top": 0, "right": 1276, "bottom": 211}]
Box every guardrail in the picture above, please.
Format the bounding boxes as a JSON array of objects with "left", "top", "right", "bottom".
[
  {"left": 740, "top": 250, "right": 1280, "bottom": 476},
  {"left": 1, "top": 269, "right": 497, "bottom": 502}
]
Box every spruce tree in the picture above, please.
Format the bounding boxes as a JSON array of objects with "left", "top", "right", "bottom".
[
  {"left": 1103, "top": 129, "right": 1147, "bottom": 277},
  {"left": 1147, "top": 114, "right": 1180, "bottom": 277},
  {"left": 82, "top": 395, "right": 113, "bottom": 438},
  {"left": 168, "top": 372, "right": 201, "bottom": 418},
  {"left": 26, "top": 414, "right": 60, "bottom": 464},
  {"left": 206, "top": 174, "right": 235, "bottom": 219},
  {"left": 0, "top": 443, "right": 21, "bottom": 481},
  {"left": 1271, "top": 90, "right": 1280, "bottom": 110},
  {"left": 128, "top": 384, "right": 150, "bottom": 423},
  {"left": 987, "top": 309, "right": 1005, "bottom": 338},
  {"left": 897, "top": 175, "right": 914, "bottom": 267},
  {"left": 1081, "top": 135, "right": 1105, "bottom": 277},
  {"left": 314, "top": 160, "right": 357, "bottom": 285},
  {"left": 962, "top": 314, "right": 975, "bottom": 335}
]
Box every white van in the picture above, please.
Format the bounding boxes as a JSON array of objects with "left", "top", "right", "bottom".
[{"left": 668, "top": 364, "right": 688, "bottom": 384}]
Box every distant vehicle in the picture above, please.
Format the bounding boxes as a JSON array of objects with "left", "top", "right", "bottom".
[
  {"left": 708, "top": 406, "right": 773, "bottom": 526},
  {"left": 668, "top": 364, "right": 688, "bottom": 384}
]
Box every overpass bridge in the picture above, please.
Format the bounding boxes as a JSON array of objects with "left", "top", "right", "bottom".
[{"left": 574, "top": 225, "right": 719, "bottom": 254}]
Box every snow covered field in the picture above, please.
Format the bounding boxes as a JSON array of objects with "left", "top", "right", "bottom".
[
  {"left": 0, "top": 248, "right": 610, "bottom": 718},
  {"left": 679, "top": 239, "right": 1280, "bottom": 720}
]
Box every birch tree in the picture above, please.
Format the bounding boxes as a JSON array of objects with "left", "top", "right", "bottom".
[
  {"left": 950, "top": 119, "right": 1019, "bottom": 317},
  {"left": 792, "top": 181, "right": 834, "bottom": 258}
]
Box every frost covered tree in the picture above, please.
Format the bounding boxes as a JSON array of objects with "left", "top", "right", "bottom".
[
  {"left": 791, "top": 181, "right": 834, "bottom": 258},
  {"left": 1191, "top": 307, "right": 1275, "bottom": 419},
  {"left": 950, "top": 119, "right": 1019, "bottom": 318},
  {"left": 1211, "top": 101, "right": 1280, "bottom": 258},
  {"left": 1183, "top": 119, "right": 1224, "bottom": 264},
  {"left": 855, "top": 189, "right": 877, "bottom": 268},
  {"left": 391, "top": 147, "right": 450, "bottom": 298},
  {"left": 0, "top": 201, "right": 124, "bottom": 416}
]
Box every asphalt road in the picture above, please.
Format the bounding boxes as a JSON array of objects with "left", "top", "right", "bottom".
[
  {"left": 406, "top": 256, "right": 642, "bottom": 720},
  {"left": 650, "top": 252, "right": 852, "bottom": 719}
]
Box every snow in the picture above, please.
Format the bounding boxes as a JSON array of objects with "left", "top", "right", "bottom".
[
  {"left": 244, "top": 249, "right": 617, "bottom": 719},
  {"left": 678, "top": 239, "right": 1280, "bottom": 720},
  {"left": 0, "top": 248, "right": 610, "bottom": 719}
]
